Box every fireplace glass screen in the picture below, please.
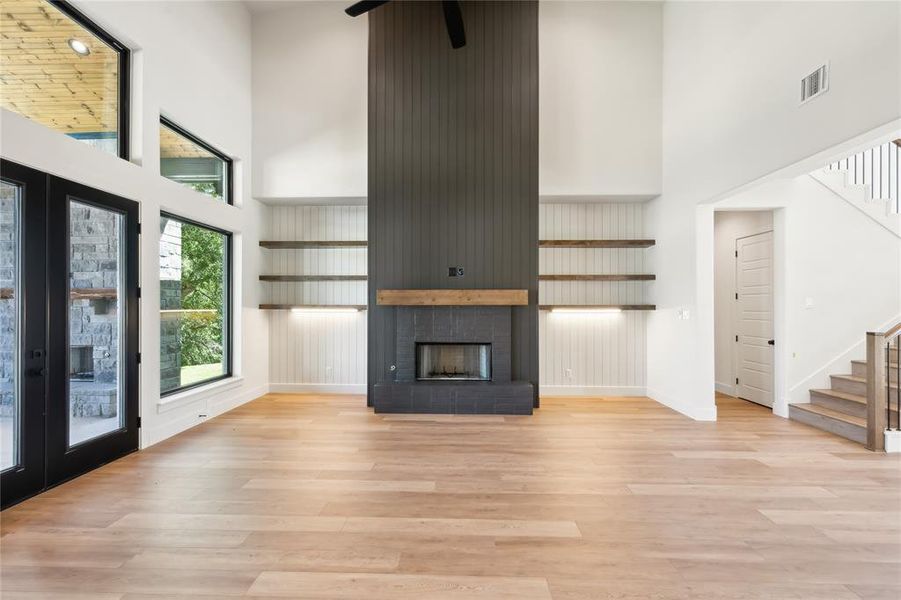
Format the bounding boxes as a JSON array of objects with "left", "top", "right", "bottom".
[{"left": 416, "top": 343, "right": 491, "bottom": 381}]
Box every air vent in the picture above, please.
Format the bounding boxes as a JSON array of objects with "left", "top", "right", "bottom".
[{"left": 800, "top": 64, "right": 828, "bottom": 104}]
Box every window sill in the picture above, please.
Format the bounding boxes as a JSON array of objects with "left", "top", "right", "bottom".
[{"left": 157, "top": 376, "right": 244, "bottom": 414}]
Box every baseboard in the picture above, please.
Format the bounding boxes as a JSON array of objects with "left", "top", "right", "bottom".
[
  {"left": 540, "top": 385, "right": 646, "bottom": 397},
  {"left": 886, "top": 430, "right": 901, "bottom": 454},
  {"left": 646, "top": 386, "right": 717, "bottom": 421},
  {"left": 142, "top": 382, "right": 270, "bottom": 449},
  {"left": 269, "top": 383, "right": 367, "bottom": 395},
  {"left": 714, "top": 381, "right": 735, "bottom": 396}
]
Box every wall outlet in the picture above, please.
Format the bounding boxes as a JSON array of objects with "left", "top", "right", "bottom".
[
  {"left": 448, "top": 266, "right": 465, "bottom": 277},
  {"left": 564, "top": 368, "right": 573, "bottom": 379},
  {"left": 198, "top": 413, "right": 208, "bottom": 419}
]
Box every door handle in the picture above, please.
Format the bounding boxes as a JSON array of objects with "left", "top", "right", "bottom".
[{"left": 767, "top": 340, "right": 775, "bottom": 346}]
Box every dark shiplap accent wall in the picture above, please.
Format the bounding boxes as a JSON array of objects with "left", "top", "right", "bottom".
[{"left": 367, "top": 0, "right": 539, "bottom": 405}]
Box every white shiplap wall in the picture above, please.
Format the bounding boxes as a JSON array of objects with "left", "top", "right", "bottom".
[
  {"left": 539, "top": 203, "right": 648, "bottom": 396},
  {"left": 265, "top": 205, "right": 367, "bottom": 392},
  {"left": 264, "top": 203, "right": 647, "bottom": 396}
]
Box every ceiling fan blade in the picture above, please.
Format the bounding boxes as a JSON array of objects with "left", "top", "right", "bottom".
[
  {"left": 441, "top": 0, "right": 466, "bottom": 49},
  {"left": 345, "top": 0, "right": 390, "bottom": 17}
]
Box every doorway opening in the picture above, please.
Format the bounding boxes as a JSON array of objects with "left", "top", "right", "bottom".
[{"left": 714, "top": 210, "right": 776, "bottom": 409}]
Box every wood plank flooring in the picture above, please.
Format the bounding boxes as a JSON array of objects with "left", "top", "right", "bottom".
[{"left": 2, "top": 393, "right": 900, "bottom": 599}]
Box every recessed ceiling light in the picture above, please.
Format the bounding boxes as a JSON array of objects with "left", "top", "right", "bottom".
[{"left": 67, "top": 38, "right": 91, "bottom": 56}]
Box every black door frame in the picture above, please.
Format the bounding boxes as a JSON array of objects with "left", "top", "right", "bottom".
[
  {"left": 46, "top": 175, "right": 140, "bottom": 485},
  {"left": 0, "top": 160, "right": 140, "bottom": 509},
  {"left": 0, "top": 161, "right": 48, "bottom": 508}
]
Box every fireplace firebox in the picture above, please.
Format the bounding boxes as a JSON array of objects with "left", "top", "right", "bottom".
[{"left": 416, "top": 343, "right": 491, "bottom": 381}]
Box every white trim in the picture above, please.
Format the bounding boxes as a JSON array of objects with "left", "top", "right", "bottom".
[
  {"left": 157, "top": 376, "right": 245, "bottom": 414},
  {"left": 142, "top": 383, "right": 269, "bottom": 448},
  {"left": 885, "top": 430, "right": 901, "bottom": 454},
  {"left": 268, "top": 383, "right": 367, "bottom": 395},
  {"left": 647, "top": 387, "right": 718, "bottom": 421},
  {"left": 715, "top": 381, "right": 736, "bottom": 396},
  {"left": 540, "top": 385, "right": 647, "bottom": 397}
]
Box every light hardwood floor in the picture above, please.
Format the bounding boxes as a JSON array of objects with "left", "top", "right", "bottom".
[{"left": 2, "top": 393, "right": 900, "bottom": 599}]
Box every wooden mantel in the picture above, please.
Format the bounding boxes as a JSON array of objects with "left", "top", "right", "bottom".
[{"left": 377, "top": 289, "right": 529, "bottom": 306}]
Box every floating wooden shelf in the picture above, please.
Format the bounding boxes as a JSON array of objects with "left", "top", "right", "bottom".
[
  {"left": 259, "top": 304, "right": 367, "bottom": 310},
  {"left": 259, "top": 275, "right": 368, "bottom": 282},
  {"left": 377, "top": 289, "right": 529, "bottom": 306},
  {"left": 259, "top": 241, "right": 367, "bottom": 249},
  {"left": 539, "top": 304, "right": 656, "bottom": 311},
  {"left": 539, "top": 239, "right": 655, "bottom": 248},
  {"left": 539, "top": 274, "right": 655, "bottom": 281}
]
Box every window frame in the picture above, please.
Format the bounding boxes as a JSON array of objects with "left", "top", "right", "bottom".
[
  {"left": 158, "top": 211, "right": 233, "bottom": 398},
  {"left": 50, "top": 0, "right": 130, "bottom": 160},
  {"left": 159, "top": 116, "right": 234, "bottom": 205}
]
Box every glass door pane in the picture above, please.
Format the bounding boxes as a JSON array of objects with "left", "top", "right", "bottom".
[
  {"left": 1, "top": 180, "right": 21, "bottom": 471},
  {"left": 68, "top": 200, "right": 125, "bottom": 447}
]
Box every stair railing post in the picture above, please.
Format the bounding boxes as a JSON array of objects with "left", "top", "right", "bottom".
[{"left": 866, "top": 331, "right": 887, "bottom": 451}]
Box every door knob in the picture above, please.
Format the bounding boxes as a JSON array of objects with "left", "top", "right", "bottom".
[{"left": 767, "top": 340, "right": 775, "bottom": 346}]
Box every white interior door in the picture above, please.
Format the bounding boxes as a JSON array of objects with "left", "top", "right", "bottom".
[{"left": 735, "top": 231, "right": 774, "bottom": 407}]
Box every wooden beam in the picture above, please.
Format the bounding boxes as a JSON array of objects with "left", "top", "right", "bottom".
[
  {"left": 377, "top": 289, "right": 529, "bottom": 306},
  {"left": 539, "top": 274, "right": 655, "bottom": 281},
  {"left": 259, "top": 241, "right": 367, "bottom": 249},
  {"left": 539, "top": 240, "right": 655, "bottom": 249}
]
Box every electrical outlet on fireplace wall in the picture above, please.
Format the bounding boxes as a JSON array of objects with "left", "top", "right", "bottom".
[
  {"left": 448, "top": 266, "right": 464, "bottom": 277},
  {"left": 564, "top": 368, "right": 573, "bottom": 379}
]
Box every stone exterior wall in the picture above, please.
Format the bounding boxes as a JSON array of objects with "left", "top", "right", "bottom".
[
  {"left": 69, "top": 201, "right": 122, "bottom": 417},
  {"left": 0, "top": 183, "right": 18, "bottom": 416},
  {"left": 0, "top": 195, "right": 129, "bottom": 418},
  {"left": 159, "top": 217, "right": 183, "bottom": 393}
]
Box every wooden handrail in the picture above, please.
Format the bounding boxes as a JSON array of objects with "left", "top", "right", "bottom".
[{"left": 876, "top": 320, "right": 901, "bottom": 339}]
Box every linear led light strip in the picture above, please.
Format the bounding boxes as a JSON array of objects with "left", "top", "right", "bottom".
[
  {"left": 550, "top": 307, "right": 622, "bottom": 314},
  {"left": 291, "top": 307, "right": 360, "bottom": 314}
]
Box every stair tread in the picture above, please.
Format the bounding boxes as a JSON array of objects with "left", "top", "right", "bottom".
[
  {"left": 790, "top": 403, "right": 866, "bottom": 427},
  {"left": 851, "top": 359, "right": 900, "bottom": 368},
  {"left": 810, "top": 388, "right": 866, "bottom": 404},
  {"left": 831, "top": 374, "right": 899, "bottom": 389}
]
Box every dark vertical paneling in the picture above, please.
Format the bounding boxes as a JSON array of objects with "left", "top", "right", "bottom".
[{"left": 368, "top": 1, "right": 539, "bottom": 405}]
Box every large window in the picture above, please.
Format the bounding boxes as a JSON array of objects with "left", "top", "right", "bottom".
[
  {"left": 159, "top": 117, "right": 232, "bottom": 203},
  {"left": 159, "top": 214, "right": 231, "bottom": 395},
  {"left": 0, "top": 0, "right": 129, "bottom": 158}
]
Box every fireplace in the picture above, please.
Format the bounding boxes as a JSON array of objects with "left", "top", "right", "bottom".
[
  {"left": 416, "top": 343, "right": 491, "bottom": 381},
  {"left": 69, "top": 345, "right": 94, "bottom": 381},
  {"left": 373, "top": 306, "right": 533, "bottom": 414}
]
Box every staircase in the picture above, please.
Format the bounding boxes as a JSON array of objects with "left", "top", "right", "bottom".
[
  {"left": 790, "top": 344, "right": 899, "bottom": 445},
  {"left": 809, "top": 139, "right": 901, "bottom": 237}
]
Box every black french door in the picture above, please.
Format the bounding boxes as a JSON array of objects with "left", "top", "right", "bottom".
[{"left": 1, "top": 160, "right": 139, "bottom": 509}]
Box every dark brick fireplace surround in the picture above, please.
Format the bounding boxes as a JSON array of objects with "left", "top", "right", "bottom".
[{"left": 373, "top": 306, "right": 533, "bottom": 414}]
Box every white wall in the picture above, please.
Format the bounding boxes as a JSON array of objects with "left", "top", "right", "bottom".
[
  {"left": 539, "top": 203, "right": 648, "bottom": 395},
  {"left": 264, "top": 205, "right": 367, "bottom": 392},
  {"left": 0, "top": 0, "right": 269, "bottom": 447},
  {"left": 713, "top": 211, "right": 774, "bottom": 396},
  {"left": 539, "top": 1, "right": 662, "bottom": 199},
  {"left": 647, "top": 0, "right": 901, "bottom": 420},
  {"left": 252, "top": 2, "right": 367, "bottom": 200},
  {"left": 717, "top": 176, "right": 901, "bottom": 412},
  {"left": 251, "top": 1, "right": 662, "bottom": 201}
]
